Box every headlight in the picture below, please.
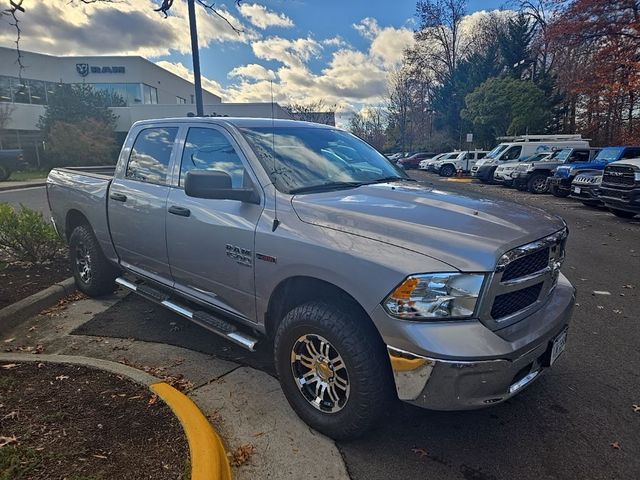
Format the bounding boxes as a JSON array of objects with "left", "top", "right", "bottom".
[
  {"left": 384, "top": 273, "right": 485, "bottom": 320},
  {"left": 634, "top": 171, "right": 640, "bottom": 181}
]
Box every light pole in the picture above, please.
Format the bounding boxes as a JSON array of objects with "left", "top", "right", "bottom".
[{"left": 187, "top": 0, "right": 204, "bottom": 116}]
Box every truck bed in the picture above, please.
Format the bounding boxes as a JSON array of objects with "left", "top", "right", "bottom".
[{"left": 47, "top": 165, "right": 118, "bottom": 262}]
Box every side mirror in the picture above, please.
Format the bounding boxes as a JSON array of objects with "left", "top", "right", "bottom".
[{"left": 184, "top": 171, "right": 259, "bottom": 203}]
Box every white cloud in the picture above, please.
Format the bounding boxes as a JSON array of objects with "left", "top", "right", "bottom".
[
  {"left": 155, "top": 60, "right": 225, "bottom": 98},
  {"left": 229, "top": 64, "right": 276, "bottom": 81},
  {"left": 237, "top": 3, "right": 294, "bottom": 29},
  {"left": 0, "top": 0, "right": 256, "bottom": 57},
  {"left": 252, "top": 36, "right": 322, "bottom": 68}
]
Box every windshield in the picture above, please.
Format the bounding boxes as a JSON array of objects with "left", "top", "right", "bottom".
[
  {"left": 485, "top": 144, "right": 508, "bottom": 159},
  {"left": 595, "top": 147, "right": 623, "bottom": 161},
  {"left": 552, "top": 148, "right": 572, "bottom": 161},
  {"left": 528, "top": 153, "right": 551, "bottom": 162},
  {"left": 240, "top": 127, "right": 408, "bottom": 194}
]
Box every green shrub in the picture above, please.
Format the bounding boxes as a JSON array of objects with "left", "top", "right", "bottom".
[{"left": 0, "top": 203, "right": 62, "bottom": 263}]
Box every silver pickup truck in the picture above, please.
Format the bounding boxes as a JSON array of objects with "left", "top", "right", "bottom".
[{"left": 47, "top": 118, "right": 575, "bottom": 439}]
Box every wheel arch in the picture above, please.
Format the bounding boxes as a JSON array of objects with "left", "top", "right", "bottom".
[
  {"left": 65, "top": 209, "right": 92, "bottom": 241},
  {"left": 264, "top": 276, "right": 375, "bottom": 339}
]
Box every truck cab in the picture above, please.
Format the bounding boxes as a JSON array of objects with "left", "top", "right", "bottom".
[
  {"left": 436, "top": 150, "right": 488, "bottom": 177},
  {"left": 548, "top": 146, "right": 640, "bottom": 197},
  {"left": 472, "top": 135, "right": 590, "bottom": 183}
]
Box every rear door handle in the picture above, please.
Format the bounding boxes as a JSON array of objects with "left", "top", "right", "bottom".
[
  {"left": 110, "top": 192, "right": 127, "bottom": 202},
  {"left": 168, "top": 205, "right": 191, "bottom": 217}
]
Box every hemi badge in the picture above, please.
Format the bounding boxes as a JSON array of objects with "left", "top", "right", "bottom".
[{"left": 256, "top": 253, "right": 277, "bottom": 263}]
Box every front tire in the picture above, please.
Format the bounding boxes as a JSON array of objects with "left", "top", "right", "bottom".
[
  {"left": 274, "top": 301, "right": 394, "bottom": 440},
  {"left": 550, "top": 184, "right": 569, "bottom": 198},
  {"left": 527, "top": 173, "right": 548, "bottom": 194},
  {"left": 440, "top": 164, "right": 455, "bottom": 177},
  {"left": 69, "top": 225, "right": 118, "bottom": 297},
  {"left": 610, "top": 208, "right": 636, "bottom": 219}
]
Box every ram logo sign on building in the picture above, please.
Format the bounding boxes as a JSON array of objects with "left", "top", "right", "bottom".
[{"left": 76, "top": 63, "right": 125, "bottom": 77}]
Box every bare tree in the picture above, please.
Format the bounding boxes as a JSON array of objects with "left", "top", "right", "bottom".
[
  {"left": 283, "top": 100, "right": 337, "bottom": 126},
  {"left": 348, "top": 108, "right": 387, "bottom": 151}
]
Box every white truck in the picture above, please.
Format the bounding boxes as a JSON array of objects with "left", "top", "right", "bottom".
[{"left": 434, "top": 150, "right": 488, "bottom": 177}]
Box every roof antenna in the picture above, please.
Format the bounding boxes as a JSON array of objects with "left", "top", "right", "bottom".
[{"left": 270, "top": 80, "right": 280, "bottom": 232}]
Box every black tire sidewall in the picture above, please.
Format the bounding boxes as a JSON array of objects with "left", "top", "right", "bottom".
[
  {"left": 274, "top": 302, "right": 392, "bottom": 440},
  {"left": 528, "top": 173, "right": 548, "bottom": 194},
  {"left": 440, "top": 164, "right": 455, "bottom": 177},
  {"left": 69, "top": 225, "right": 117, "bottom": 296}
]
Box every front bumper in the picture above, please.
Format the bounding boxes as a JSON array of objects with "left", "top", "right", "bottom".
[
  {"left": 512, "top": 171, "right": 531, "bottom": 189},
  {"left": 547, "top": 176, "right": 572, "bottom": 194},
  {"left": 379, "top": 274, "right": 575, "bottom": 410},
  {"left": 570, "top": 183, "right": 602, "bottom": 204},
  {"left": 472, "top": 165, "right": 496, "bottom": 181},
  {"left": 599, "top": 185, "right": 640, "bottom": 213}
]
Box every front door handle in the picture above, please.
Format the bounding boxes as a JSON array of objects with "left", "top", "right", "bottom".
[
  {"left": 110, "top": 192, "right": 127, "bottom": 202},
  {"left": 168, "top": 205, "right": 191, "bottom": 217}
]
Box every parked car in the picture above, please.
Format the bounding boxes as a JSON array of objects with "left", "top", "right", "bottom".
[
  {"left": 436, "top": 150, "right": 488, "bottom": 177},
  {"left": 426, "top": 151, "right": 458, "bottom": 172},
  {"left": 512, "top": 147, "right": 599, "bottom": 194},
  {"left": 598, "top": 158, "right": 640, "bottom": 218},
  {"left": 418, "top": 152, "right": 446, "bottom": 170},
  {"left": 397, "top": 152, "right": 436, "bottom": 170},
  {"left": 548, "top": 146, "right": 640, "bottom": 197},
  {"left": 570, "top": 171, "right": 603, "bottom": 208},
  {"left": 494, "top": 152, "right": 553, "bottom": 187},
  {"left": 47, "top": 117, "right": 575, "bottom": 440},
  {"left": 0, "top": 149, "right": 26, "bottom": 181},
  {"left": 472, "top": 135, "right": 590, "bottom": 183}
]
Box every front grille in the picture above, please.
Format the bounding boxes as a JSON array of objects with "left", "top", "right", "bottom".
[
  {"left": 603, "top": 166, "right": 635, "bottom": 187},
  {"left": 501, "top": 247, "right": 549, "bottom": 282},
  {"left": 491, "top": 283, "right": 543, "bottom": 319}
]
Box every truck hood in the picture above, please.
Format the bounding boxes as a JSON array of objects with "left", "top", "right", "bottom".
[
  {"left": 555, "top": 161, "right": 606, "bottom": 177},
  {"left": 291, "top": 182, "right": 565, "bottom": 271}
]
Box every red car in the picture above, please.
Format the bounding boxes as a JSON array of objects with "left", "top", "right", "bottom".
[{"left": 396, "top": 152, "right": 435, "bottom": 170}]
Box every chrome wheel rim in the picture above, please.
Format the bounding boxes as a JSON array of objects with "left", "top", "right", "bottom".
[
  {"left": 290, "top": 334, "right": 350, "bottom": 413},
  {"left": 75, "top": 242, "right": 92, "bottom": 284},
  {"left": 532, "top": 177, "right": 546, "bottom": 193}
]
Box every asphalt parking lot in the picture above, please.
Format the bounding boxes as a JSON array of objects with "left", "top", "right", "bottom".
[{"left": 8, "top": 175, "right": 639, "bottom": 480}]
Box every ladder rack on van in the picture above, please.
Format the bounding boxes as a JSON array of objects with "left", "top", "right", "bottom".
[{"left": 496, "top": 134, "right": 590, "bottom": 142}]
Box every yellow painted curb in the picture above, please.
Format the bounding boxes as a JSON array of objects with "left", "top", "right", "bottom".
[
  {"left": 151, "top": 382, "right": 232, "bottom": 480},
  {"left": 445, "top": 178, "right": 475, "bottom": 183}
]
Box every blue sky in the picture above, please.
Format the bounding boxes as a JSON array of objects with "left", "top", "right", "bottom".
[{"left": 0, "top": 0, "right": 508, "bottom": 114}]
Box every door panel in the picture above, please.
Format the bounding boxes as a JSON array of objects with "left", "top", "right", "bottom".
[
  {"left": 108, "top": 126, "right": 178, "bottom": 284},
  {"left": 165, "top": 126, "right": 262, "bottom": 321}
]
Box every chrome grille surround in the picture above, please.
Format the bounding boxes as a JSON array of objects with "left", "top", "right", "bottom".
[{"left": 477, "top": 228, "right": 568, "bottom": 330}]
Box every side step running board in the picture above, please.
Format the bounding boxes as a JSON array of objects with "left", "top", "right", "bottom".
[{"left": 115, "top": 277, "right": 258, "bottom": 351}]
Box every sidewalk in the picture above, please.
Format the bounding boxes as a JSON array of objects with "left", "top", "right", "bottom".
[
  {"left": 0, "top": 178, "right": 47, "bottom": 191},
  {"left": 1, "top": 291, "right": 350, "bottom": 480}
]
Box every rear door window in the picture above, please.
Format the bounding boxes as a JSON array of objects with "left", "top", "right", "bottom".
[{"left": 126, "top": 127, "right": 178, "bottom": 184}]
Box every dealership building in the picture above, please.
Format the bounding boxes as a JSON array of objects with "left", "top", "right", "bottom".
[{"left": 0, "top": 47, "right": 333, "bottom": 163}]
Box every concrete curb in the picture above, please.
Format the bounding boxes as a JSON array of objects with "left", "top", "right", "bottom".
[
  {"left": 0, "top": 181, "right": 46, "bottom": 192},
  {"left": 0, "top": 277, "right": 76, "bottom": 336},
  {"left": 0, "top": 352, "right": 233, "bottom": 480}
]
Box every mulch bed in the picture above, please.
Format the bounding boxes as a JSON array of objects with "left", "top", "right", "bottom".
[
  {"left": 0, "top": 257, "right": 71, "bottom": 310},
  {"left": 0, "top": 362, "right": 189, "bottom": 480}
]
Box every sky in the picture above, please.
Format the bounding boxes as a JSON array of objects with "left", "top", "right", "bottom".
[{"left": 0, "top": 0, "right": 507, "bottom": 120}]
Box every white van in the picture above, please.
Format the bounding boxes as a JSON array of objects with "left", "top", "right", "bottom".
[{"left": 471, "top": 135, "right": 590, "bottom": 182}]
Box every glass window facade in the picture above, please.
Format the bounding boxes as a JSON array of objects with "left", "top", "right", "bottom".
[
  {"left": 0, "top": 76, "right": 150, "bottom": 107},
  {"left": 176, "top": 96, "right": 186, "bottom": 104}
]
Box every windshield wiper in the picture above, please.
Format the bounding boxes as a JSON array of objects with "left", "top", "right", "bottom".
[
  {"left": 366, "top": 176, "right": 416, "bottom": 184},
  {"left": 289, "top": 181, "right": 365, "bottom": 194}
]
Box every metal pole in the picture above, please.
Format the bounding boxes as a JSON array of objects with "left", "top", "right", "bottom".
[{"left": 187, "top": 0, "right": 204, "bottom": 116}]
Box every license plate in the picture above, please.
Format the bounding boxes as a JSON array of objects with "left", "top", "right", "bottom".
[
  {"left": 549, "top": 330, "right": 568, "bottom": 366},
  {"left": 573, "top": 186, "right": 581, "bottom": 194}
]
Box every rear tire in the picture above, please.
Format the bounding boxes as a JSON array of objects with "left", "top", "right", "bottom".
[
  {"left": 0, "top": 166, "right": 10, "bottom": 181},
  {"left": 69, "top": 225, "right": 118, "bottom": 297},
  {"left": 440, "top": 164, "right": 455, "bottom": 177},
  {"left": 274, "top": 301, "right": 394, "bottom": 440},
  {"left": 610, "top": 208, "right": 636, "bottom": 219},
  {"left": 527, "top": 173, "right": 549, "bottom": 194}
]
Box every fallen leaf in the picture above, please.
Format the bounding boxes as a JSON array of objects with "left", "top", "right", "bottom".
[
  {"left": 613, "top": 309, "right": 622, "bottom": 314},
  {"left": 93, "top": 454, "right": 108, "bottom": 459},
  {"left": 632, "top": 404, "right": 640, "bottom": 413},
  {"left": 230, "top": 443, "right": 256, "bottom": 467},
  {"left": 0, "top": 436, "right": 17, "bottom": 448},
  {"left": 1, "top": 412, "right": 17, "bottom": 420},
  {"left": 148, "top": 394, "right": 158, "bottom": 406},
  {"left": 28, "top": 326, "right": 36, "bottom": 332},
  {"left": 592, "top": 291, "right": 611, "bottom": 296},
  {"left": 0, "top": 364, "right": 19, "bottom": 370},
  {"left": 597, "top": 305, "right": 604, "bottom": 310},
  {"left": 55, "top": 375, "right": 69, "bottom": 381},
  {"left": 611, "top": 442, "right": 621, "bottom": 450},
  {"left": 411, "top": 447, "right": 429, "bottom": 458},
  {"left": 3, "top": 338, "right": 15, "bottom": 343}
]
